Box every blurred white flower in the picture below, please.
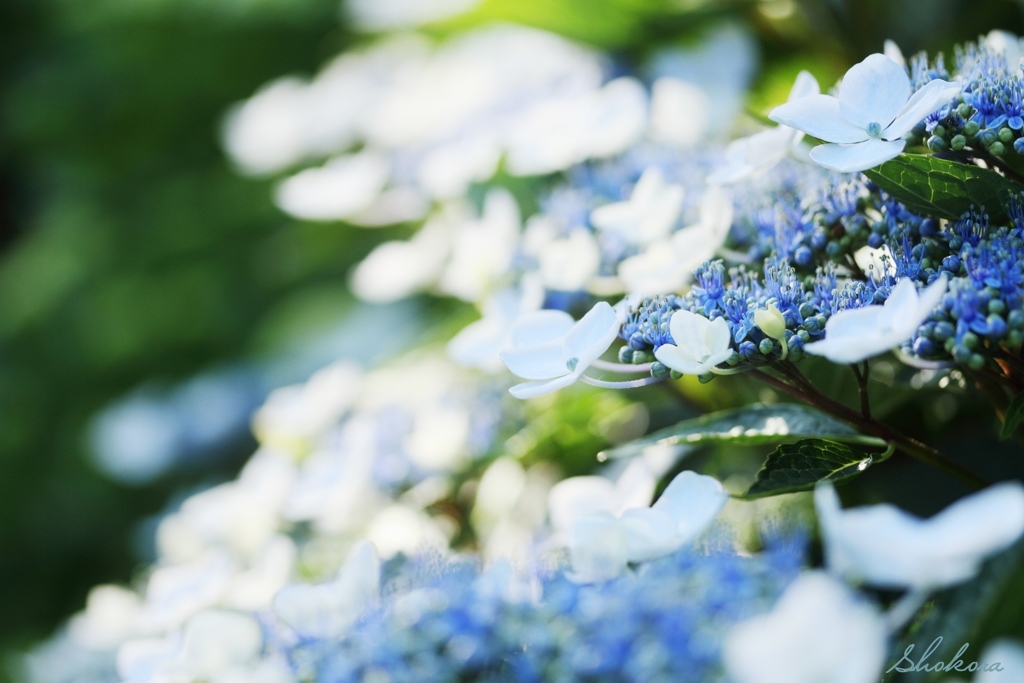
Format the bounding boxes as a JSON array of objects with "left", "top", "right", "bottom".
[
  {"left": 770, "top": 54, "right": 960, "bottom": 173},
  {"left": 365, "top": 505, "right": 451, "bottom": 558},
  {"left": 649, "top": 24, "right": 759, "bottom": 146},
  {"left": 156, "top": 449, "right": 296, "bottom": 563},
  {"left": 708, "top": 71, "right": 820, "bottom": 184},
  {"left": 724, "top": 572, "right": 887, "bottom": 683},
  {"left": 815, "top": 481, "right": 1024, "bottom": 590},
  {"left": 505, "top": 77, "right": 647, "bottom": 176},
  {"left": 500, "top": 302, "right": 620, "bottom": 399},
  {"left": 804, "top": 276, "right": 947, "bottom": 364},
  {"left": 119, "top": 609, "right": 272, "bottom": 683},
  {"left": 273, "top": 150, "right": 391, "bottom": 222},
  {"left": 252, "top": 361, "right": 362, "bottom": 453},
  {"left": 567, "top": 471, "right": 728, "bottom": 582},
  {"left": 966, "top": 639, "right": 1024, "bottom": 683},
  {"left": 67, "top": 586, "right": 141, "bottom": 651},
  {"left": 350, "top": 218, "right": 451, "bottom": 302},
  {"left": 618, "top": 186, "right": 732, "bottom": 296},
  {"left": 548, "top": 456, "right": 660, "bottom": 537},
  {"left": 438, "top": 188, "right": 521, "bottom": 302},
  {"left": 447, "top": 277, "right": 545, "bottom": 372},
  {"left": 137, "top": 553, "right": 234, "bottom": 633},
  {"left": 537, "top": 228, "right": 602, "bottom": 293},
  {"left": 273, "top": 541, "right": 380, "bottom": 640},
  {"left": 654, "top": 310, "right": 733, "bottom": 375},
  {"left": 590, "top": 168, "right": 685, "bottom": 245}
]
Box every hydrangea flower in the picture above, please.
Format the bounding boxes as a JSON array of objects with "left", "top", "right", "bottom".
[
  {"left": 272, "top": 540, "right": 381, "bottom": 639},
  {"left": 567, "top": 471, "right": 728, "bottom": 582},
  {"left": 804, "top": 276, "right": 947, "bottom": 364},
  {"left": 770, "top": 54, "right": 961, "bottom": 172},
  {"left": 708, "top": 70, "right": 820, "bottom": 184},
  {"left": 500, "top": 302, "right": 621, "bottom": 398},
  {"left": 815, "top": 481, "right": 1024, "bottom": 590},
  {"left": 653, "top": 310, "right": 734, "bottom": 374},
  {"left": 724, "top": 572, "right": 888, "bottom": 683},
  {"left": 590, "top": 167, "right": 685, "bottom": 245}
]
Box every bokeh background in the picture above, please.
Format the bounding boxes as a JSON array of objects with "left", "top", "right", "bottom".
[{"left": 3, "top": 0, "right": 1024, "bottom": 678}]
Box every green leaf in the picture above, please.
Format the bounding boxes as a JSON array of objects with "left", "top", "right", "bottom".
[
  {"left": 1000, "top": 392, "right": 1024, "bottom": 441},
  {"left": 881, "top": 539, "right": 1024, "bottom": 683},
  {"left": 741, "top": 438, "right": 893, "bottom": 499},
  {"left": 599, "top": 403, "right": 874, "bottom": 461},
  {"left": 862, "top": 154, "right": 1021, "bottom": 222}
]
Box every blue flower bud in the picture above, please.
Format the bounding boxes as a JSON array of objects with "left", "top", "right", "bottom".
[{"left": 793, "top": 246, "right": 813, "bottom": 268}]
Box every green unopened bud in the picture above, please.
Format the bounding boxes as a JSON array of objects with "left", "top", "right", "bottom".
[
  {"left": 963, "top": 121, "right": 981, "bottom": 138},
  {"left": 990, "top": 140, "right": 1006, "bottom": 156},
  {"left": 999, "top": 127, "right": 1015, "bottom": 144},
  {"left": 754, "top": 303, "right": 787, "bottom": 341},
  {"left": 951, "top": 134, "right": 966, "bottom": 151}
]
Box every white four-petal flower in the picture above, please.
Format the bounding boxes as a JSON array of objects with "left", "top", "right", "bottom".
[
  {"left": 654, "top": 309, "right": 734, "bottom": 375},
  {"left": 590, "top": 167, "right": 685, "bottom": 245},
  {"left": 709, "top": 70, "right": 820, "bottom": 184},
  {"left": 770, "top": 54, "right": 961, "bottom": 173},
  {"left": 272, "top": 540, "right": 380, "bottom": 639},
  {"left": 499, "top": 301, "right": 621, "bottom": 399},
  {"left": 804, "top": 276, "right": 947, "bottom": 365},
  {"left": 815, "top": 481, "right": 1024, "bottom": 590},
  {"left": 724, "top": 572, "right": 888, "bottom": 683},
  {"left": 567, "top": 471, "right": 728, "bottom": 583}
]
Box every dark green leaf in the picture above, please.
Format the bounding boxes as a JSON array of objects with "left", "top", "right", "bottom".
[
  {"left": 741, "top": 438, "right": 892, "bottom": 499},
  {"left": 862, "top": 154, "right": 1021, "bottom": 222},
  {"left": 1000, "top": 392, "right": 1024, "bottom": 441},
  {"left": 881, "top": 539, "right": 1024, "bottom": 683},
  {"left": 600, "top": 403, "right": 867, "bottom": 461}
]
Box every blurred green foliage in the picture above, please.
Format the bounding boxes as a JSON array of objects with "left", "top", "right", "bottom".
[{"left": 2, "top": 0, "right": 1024, "bottom": 676}]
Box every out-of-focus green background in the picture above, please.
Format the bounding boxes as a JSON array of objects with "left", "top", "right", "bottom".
[{"left": 2, "top": 0, "right": 1022, "bottom": 676}]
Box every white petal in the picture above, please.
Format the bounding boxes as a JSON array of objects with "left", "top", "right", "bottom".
[
  {"left": 447, "top": 317, "right": 508, "bottom": 371},
  {"left": 724, "top": 572, "right": 887, "bottom": 683},
  {"left": 654, "top": 343, "right": 706, "bottom": 375},
  {"left": 808, "top": 138, "right": 905, "bottom": 173},
  {"left": 883, "top": 39, "right": 906, "bottom": 68},
  {"left": 668, "top": 309, "right": 710, "bottom": 356},
  {"left": 548, "top": 476, "right": 617, "bottom": 534},
  {"left": 804, "top": 306, "right": 891, "bottom": 364},
  {"left": 976, "top": 640, "right": 1024, "bottom": 683},
  {"left": 500, "top": 342, "right": 569, "bottom": 380},
  {"left": 651, "top": 470, "right": 728, "bottom": 542},
  {"left": 704, "top": 317, "right": 733, "bottom": 357},
  {"left": 816, "top": 482, "right": 1024, "bottom": 590},
  {"left": 619, "top": 507, "right": 683, "bottom": 562},
  {"left": 770, "top": 95, "right": 869, "bottom": 144},
  {"left": 838, "top": 53, "right": 910, "bottom": 131},
  {"left": 927, "top": 482, "right": 1024, "bottom": 568},
  {"left": 510, "top": 309, "right": 575, "bottom": 347},
  {"left": 508, "top": 372, "right": 580, "bottom": 399},
  {"left": 884, "top": 79, "right": 962, "bottom": 140},
  {"left": 788, "top": 70, "right": 821, "bottom": 101},
  {"left": 914, "top": 274, "right": 948, "bottom": 319},
  {"left": 567, "top": 512, "right": 630, "bottom": 583},
  {"left": 562, "top": 301, "right": 620, "bottom": 367}
]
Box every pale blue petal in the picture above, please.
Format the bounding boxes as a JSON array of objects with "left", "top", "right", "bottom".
[
  {"left": 787, "top": 70, "right": 820, "bottom": 101},
  {"left": 770, "top": 95, "right": 868, "bottom": 144},
  {"left": 508, "top": 372, "right": 580, "bottom": 399},
  {"left": 651, "top": 471, "right": 727, "bottom": 543},
  {"left": 510, "top": 309, "right": 575, "bottom": 347},
  {"left": 808, "top": 138, "right": 905, "bottom": 173},
  {"left": 838, "top": 54, "right": 910, "bottom": 131},
  {"left": 500, "top": 342, "right": 568, "bottom": 380},
  {"left": 884, "top": 79, "right": 961, "bottom": 140},
  {"left": 653, "top": 343, "right": 704, "bottom": 375},
  {"left": 563, "top": 301, "right": 619, "bottom": 366}
]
